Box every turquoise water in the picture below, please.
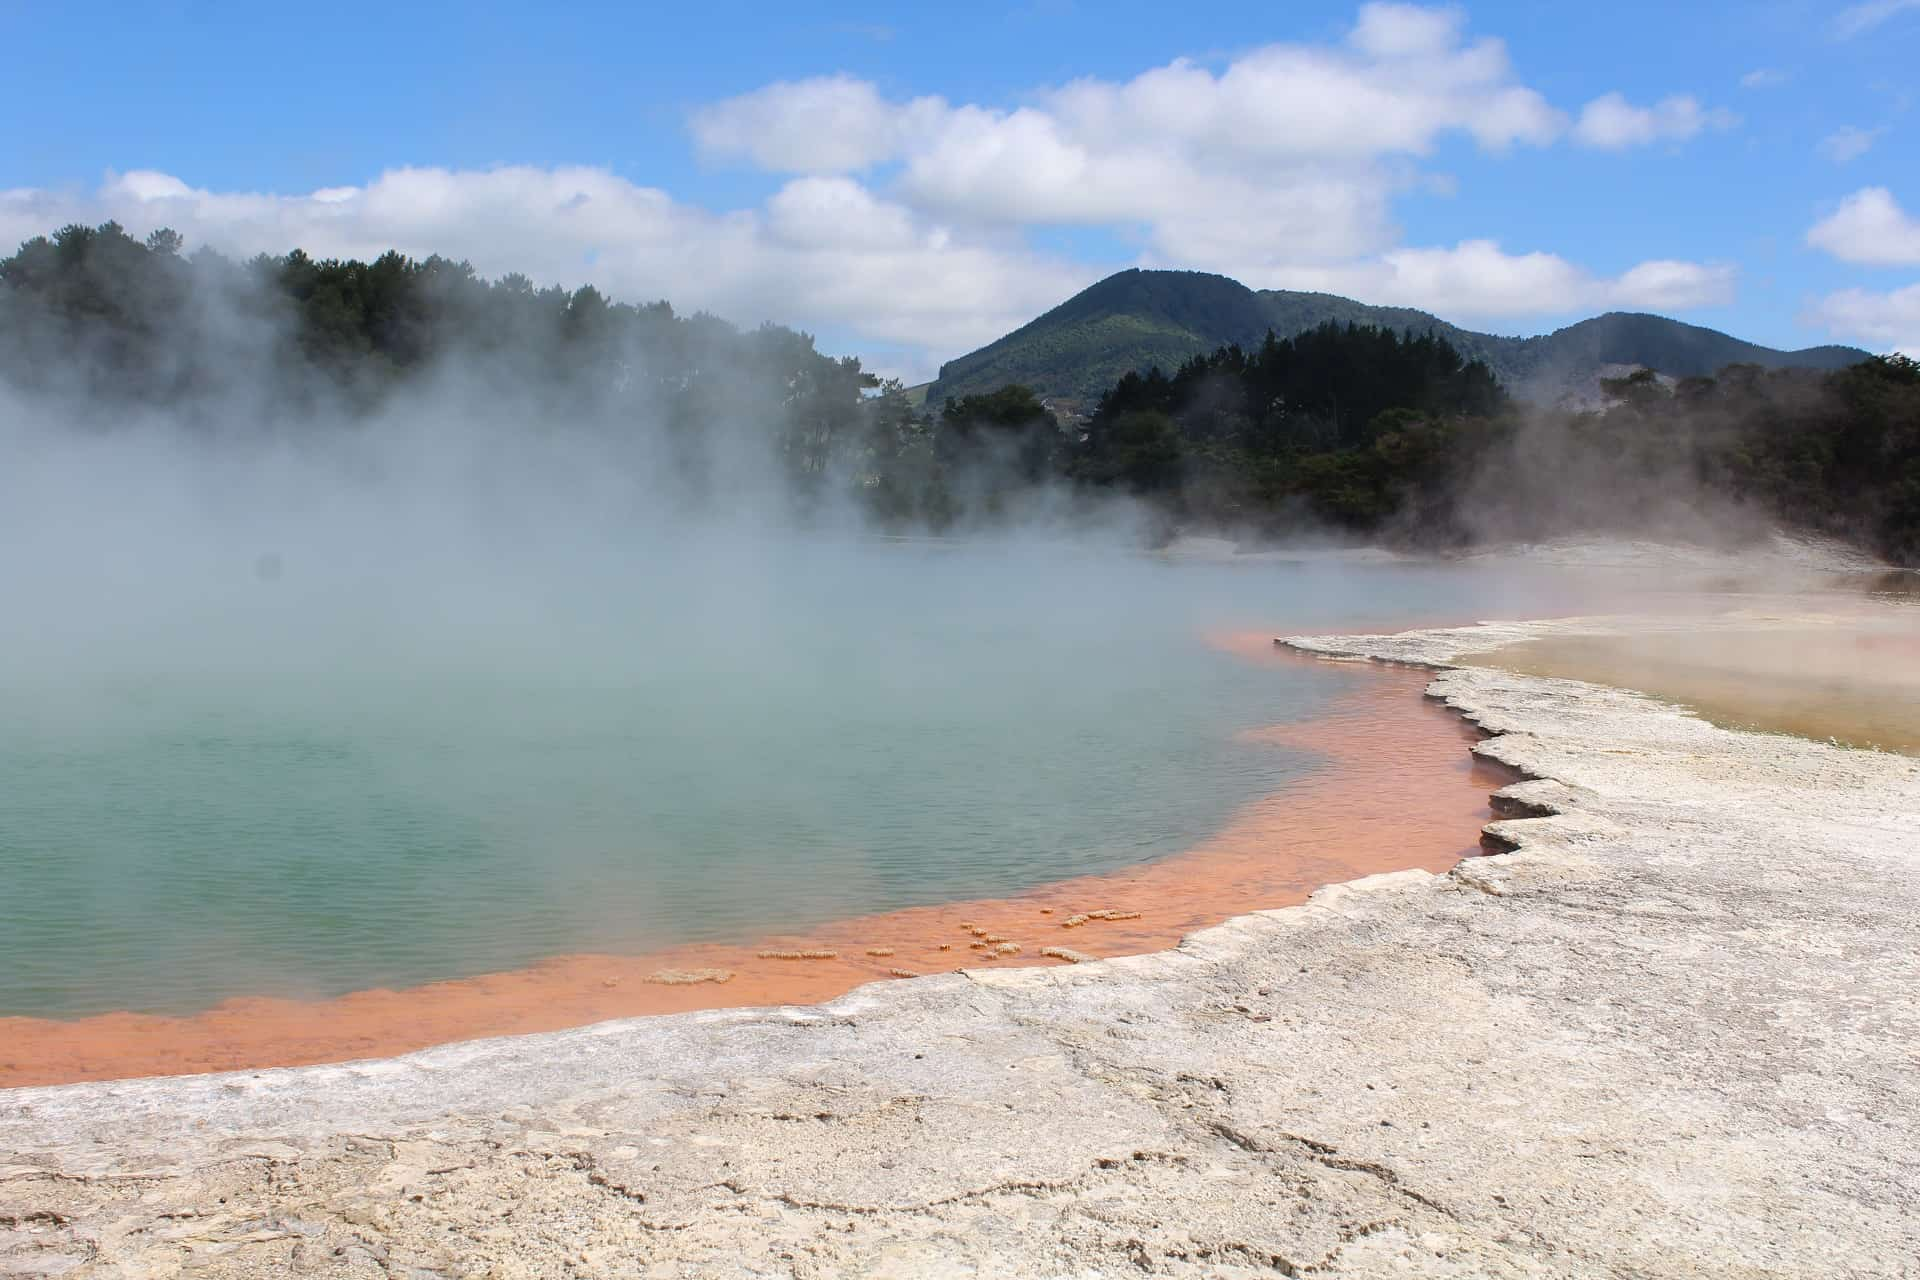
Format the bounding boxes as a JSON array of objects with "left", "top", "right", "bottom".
[{"left": 0, "top": 539, "right": 1586, "bottom": 1018}]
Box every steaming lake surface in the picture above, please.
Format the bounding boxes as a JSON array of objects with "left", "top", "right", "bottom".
[{"left": 2, "top": 541, "right": 1590, "bottom": 1018}]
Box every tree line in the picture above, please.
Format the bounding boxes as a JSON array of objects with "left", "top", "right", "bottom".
[
  {"left": 1059, "top": 333, "right": 1919, "bottom": 563},
  {"left": 0, "top": 222, "right": 889, "bottom": 507},
  {"left": 2, "top": 221, "right": 1915, "bottom": 561}
]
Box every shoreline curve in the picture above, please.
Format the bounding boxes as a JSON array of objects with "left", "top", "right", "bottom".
[
  {"left": 0, "top": 633, "right": 1504, "bottom": 1088},
  {"left": 4, "top": 609, "right": 1916, "bottom": 1278}
]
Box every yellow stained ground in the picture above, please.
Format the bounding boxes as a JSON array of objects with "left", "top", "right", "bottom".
[{"left": 1463, "top": 614, "right": 1920, "bottom": 755}]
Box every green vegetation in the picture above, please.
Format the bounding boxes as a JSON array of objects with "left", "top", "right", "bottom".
[
  {"left": 928, "top": 271, "right": 1277, "bottom": 414},
  {"left": 1565, "top": 360, "right": 1920, "bottom": 564},
  {"left": 3, "top": 224, "right": 1913, "bottom": 562},
  {"left": 0, "top": 221, "right": 1107, "bottom": 530},
  {"left": 1068, "top": 324, "right": 1510, "bottom": 532},
  {"left": 1064, "top": 335, "right": 1920, "bottom": 563},
  {"left": 925, "top": 268, "right": 1871, "bottom": 407},
  {"left": 0, "top": 221, "right": 888, "bottom": 505}
]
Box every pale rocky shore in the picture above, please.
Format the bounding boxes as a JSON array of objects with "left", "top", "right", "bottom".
[{"left": 5, "top": 613, "right": 1919, "bottom": 1278}]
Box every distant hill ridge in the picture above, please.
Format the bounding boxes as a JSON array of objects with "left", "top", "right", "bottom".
[{"left": 925, "top": 269, "right": 1871, "bottom": 409}]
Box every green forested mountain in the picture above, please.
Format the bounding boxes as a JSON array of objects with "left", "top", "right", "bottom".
[
  {"left": 925, "top": 269, "right": 1871, "bottom": 408},
  {"left": 925, "top": 271, "right": 1274, "bottom": 412}
]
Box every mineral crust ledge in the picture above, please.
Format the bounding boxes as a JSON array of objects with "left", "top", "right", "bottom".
[{"left": 4, "top": 613, "right": 1918, "bottom": 1278}]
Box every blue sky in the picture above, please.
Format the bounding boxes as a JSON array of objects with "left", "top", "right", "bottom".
[{"left": 4, "top": 1, "right": 1918, "bottom": 379}]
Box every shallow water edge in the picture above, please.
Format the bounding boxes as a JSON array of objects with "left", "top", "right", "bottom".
[
  {"left": 7, "top": 610, "right": 1916, "bottom": 1277},
  {"left": 0, "top": 635, "right": 1507, "bottom": 1087}
]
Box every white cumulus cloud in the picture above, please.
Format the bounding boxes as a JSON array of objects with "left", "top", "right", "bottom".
[
  {"left": 1572, "top": 93, "right": 1738, "bottom": 149},
  {"left": 1807, "top": 187, "right": 1920, "bottom": 264},
  {"left": 1807, "top": 285, "right": 1920, "bottom": 353},
  {"left": 690, "top": 75, "right": 948, "bottom": 174},
  {"left": 690, "top": 4, "right": 1590, "bottom": 278},
  {"left": 687, "top": 4, "right": 1730, "bottom": 298},
  {"left": 1270, "top": 241, "right": 1734, "bottom": 319},
  {"left": 697, "top": 3, "right": 1564, "bottom": 179},
  {"left": 1608, "top": 259, "right": 1741, "bottom": 310}
]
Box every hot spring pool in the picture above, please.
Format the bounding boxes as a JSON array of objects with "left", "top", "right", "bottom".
[{"left": 1, "top": 540, "right": 1594, "bottom": 1019}]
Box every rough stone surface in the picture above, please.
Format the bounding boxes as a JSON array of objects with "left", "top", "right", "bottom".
[{"left": 5, "top": 615, "right": 1919, "bottom": 1278}]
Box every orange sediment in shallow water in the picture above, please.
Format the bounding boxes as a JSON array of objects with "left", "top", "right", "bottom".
[
  {"left": 1462, "top": 623, "right": 1920, "bottom": 755},
  {"left": 0, "top": 638, "right": 1509, "bottom": 1088}
]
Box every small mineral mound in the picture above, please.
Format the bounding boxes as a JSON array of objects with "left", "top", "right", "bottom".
[
  {"left": 865, "top": 947, "right": 896, "bottom": 957},
  {"left": 643, "top": 968, "right": 735, "bottom": 986},
  {"left": 756, "top": 949, "right": 839, "bottom": 961},
  {"left": 1040, "top": 947, "right": 1092, "bottom": 964},
  {"left": 1064, "top": 909, "right": 1141, "bottom": 927},
  {"left": 886, "top": 967, "right": 919, "bottom": 979}
]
